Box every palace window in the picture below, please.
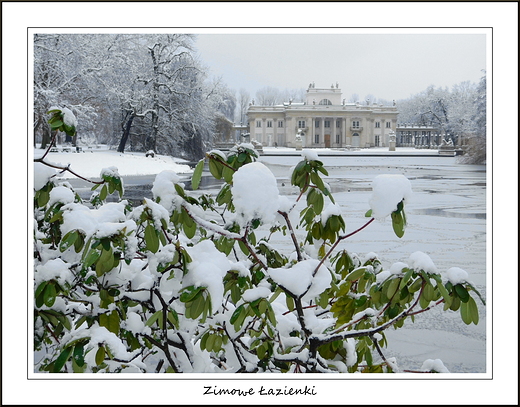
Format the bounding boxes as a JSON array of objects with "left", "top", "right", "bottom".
[
  {"left": 267, "top": 121, "right": 273, "bottom": 128},
  {"left": 386, "top": 121, "right": 391, "bottom": 128},
  {"left": 324, "top": 120, "right": 331, "bottom": 128},
  {"left": 352, "top": 120, "right": 360, "bottom": 128},
  {"left": 278, "top": 120, "right": 284, "bottom": 128},
  {"left": 375, "top": 122, "right": 381, "bottom": 128},
  {"left": 319, "top": 99, "right": 332, "bottom": 105},
  {"left": 336, "top": 134, "right": 341, "bottom": 144},
  {"left": 314, "top": 134, "right": 320, "bottom": 144},
  {"left": 256, "top": 121, "right": 261, "bottom": 128},
  {"left": 315, "top": 120, "right": 320, "bottom": 128},
  {"left": 336, "top": 120, "right": 341, "bottom": 128},
  {"left": 298, "top": 120, "right": 306, "bottom": 128}
]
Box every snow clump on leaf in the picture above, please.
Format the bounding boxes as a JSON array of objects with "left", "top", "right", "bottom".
[
  {"left": 268, "top": 259, "right": 331, "bottom": 301},
  {"left": 151, "top": 170, "right": 182, "bottom": 212},
  {"left": 184, "top": 240, "right": 231, "bottom": 311},
  {"left": 34, "top": 162, "right": 57, "bottom": 191},
  {"left": 231, "top": 162, "right": 280, "bottom": 227},
  {"left": 369, "top": 174, "right": 412, "bottom": 218},
  {"left": 446, "top": 267, "right": 469, "bottom": 285},
  {"left": 408, "top": 251, "right": 438, "bottom": 274}
]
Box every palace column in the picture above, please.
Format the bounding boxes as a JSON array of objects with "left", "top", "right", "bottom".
[{"left": 380, "top": 119, "right": 386, "bottom": 147}]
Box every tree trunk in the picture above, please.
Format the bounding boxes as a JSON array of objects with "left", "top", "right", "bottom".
[
  {"left": 117, "top": 114, "right": 135, "bottom": 153},
  {"left": 40, "top": 119, "right": 51, "bottom": 149}
]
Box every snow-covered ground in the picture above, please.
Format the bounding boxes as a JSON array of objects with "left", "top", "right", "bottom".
[
  {"left": 33, "top": 146, "right": 193, "bottom": 179},
  {"left": 33, "top": 146, "right": 488, "bottom": 373}
]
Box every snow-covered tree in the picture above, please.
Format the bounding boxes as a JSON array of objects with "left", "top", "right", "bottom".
[
  {"left": 397, "top": 76, "right": 487, "bottom": 163},
  {"left": 33, "top": 34, "right": 107, "bottom": 148},
  {"left": 460, "top": 71, "right": 486, "bottom": 164},
  {"left": 34, "top": 34, "right": 239, "bottom": 160}
]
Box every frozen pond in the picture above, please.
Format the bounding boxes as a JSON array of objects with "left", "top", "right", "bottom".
[{"left": 259, "top": 154, "right": 487, "bottom": 373}]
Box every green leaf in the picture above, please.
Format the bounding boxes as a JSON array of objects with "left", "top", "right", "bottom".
[
  {"left": 206, "top": 333, "right": 216, "bottom": 352},
  {"left": 144, "top": 223, "right": 159, "bottom": 253},
  {"left": 59, "top": 230, "right": 79, "bottom": 252},
  {"left": 230, "top": 304, "right": 245, "bottom": 324},
  {"left": 347, "top": 267, "right": 366, "bottom": 282},
  {"left": 72, "top": 342, "right": 85, "bottom": 368},
  {"left": 213, "top": 334, "right": 223, "bottom": 353},
  {"left": 189, "top": 293, "right": 206, "bottom": 319},
  {"left": 191, "top": 159, "right": 204, "bottom": 190},
  {"left": 95, "top": 346, "right": 105, "bottom": 366},
  {"left": 50, "top": 119, "right": 64, "bottom": 129},
  {"left": 53, "top": 346, "right": 73, "bottom": 372},
  {"left": 208, "top": 159, "right": 223, "bottom": 180},
  {"left": 43, "top": 282, "right": 57, "bottom": 307},
  {"left": 423, "top": 281, "right": 435, "bottom": 302},
  {"left": 167, "top": 310, "right": 179, "bottom": 329},
  {"left": 183, "top": 217, "right": 197, "bottom": 239},
  {"left": 267, "top": 304, "right": 277, "bottom": 326},
  {"left": 84, "top": 249, "right": 101, "bottom": 269},
  {"left": 200, "top": 332, "right": 210, "bottom": 350},
  {"left": 460, "top": 298, "right": 471, "bottom": 324},
  {"left": 285, "top": 295, "right": 295, "bottom": 312},
  {"left": 365, "top": 209, "right": 373, "bottom": 217},
  {"left": 237, "top": 152, "right": 247, "bottom": 163},
  {"left": 399, "top": 268, "right": 414, "bottom": 289},
  {"left": 99, "top": 184, "right": 108, "bottom": 201},
  {"left": 74, "top": 232, "right": 85, "bottom": 253},
  {"left": 454, "top": 284, "right": 470, "bottom": 303},
  {"left": 96, "top": 246, "right": 114, "bottom": 277},
  {"left": 469, "top": 295, "right": 479, "bottom": 324},
  {"left": 180, "top": 286, "right": 203, "bottom": 303},
  {"left": 316, "top": 165, "right": 329, "bottom": 176},
  {"left": 222, "top": 165, "right": 234, "bottom": 183},
  {"left": 385, "top": 277, "right": 400, "bottom": 299},
  {"left": 314, "top": 191, "right": 324, "bottom": 214},
  {"left": 310, "top": 172, "right": 325, "bottom": 192},
  {"left": 35, "top": 281, "right": 48, "bottom": 299},
  {"left": 145, "top": 310, "right": 162, "bottom": 327},
  {"left": 391, "top": 210, "right": 405, "bottom": 238},
  {"left": 461, "top": 295, "right": 479, "bottom": 325},
  {"left": 99, "top": 310, "right": 120, "bottom": 335}
]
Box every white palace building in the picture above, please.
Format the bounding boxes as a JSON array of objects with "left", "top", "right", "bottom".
[{"left": 246, "top": 82, "right": 399, "bottom": 149}]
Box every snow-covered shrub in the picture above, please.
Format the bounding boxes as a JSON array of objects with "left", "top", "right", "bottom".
[{"left": 34, "top": 122, "right": 484, "bottom": 373}]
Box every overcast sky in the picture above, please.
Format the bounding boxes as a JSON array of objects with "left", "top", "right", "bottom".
[{"left": 194, "top": 31, "right": 487, "bottom": 102}]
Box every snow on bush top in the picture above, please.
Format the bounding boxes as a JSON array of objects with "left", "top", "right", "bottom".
[
  {"left": 369, "top": 174, "right": 412, "bottom": 218},
  {"left": 231, "top": 162, "right": 280, "bottom": 227},
  {"left": 420, "top": 358, "right": 450, "bottom": 373},
  {"left": 34, "top": 162, "right": 57, "bottom": 190},
  {"left": 321, "top": 203, "right": 342, "bottom": 226},
  {"left": 446, "top": 267, "right": 469, "bottom": 285},
  {"left": 48, "top": 185, "right": 75, "bottom": 207},
  {"left": 151, "top": 170, "right": 182, "bottom": 212},
  {"left": 302, "top": 149, "right": 320, "bottom": 162},
  {"left": 61, "top": 200, "right": 130, "bottom": 238},
  {"left": 268, "top": 259, "right": 331, "bottom": 301},
  {"left": 48, "top": 106, "right": 77, "bottom": 127},
  {"left": 184, "top": 240, "right": 231, "bottom": 311},
  {"left": 408, "top": 251, "right": 438, "bottom": 274},
  {"left": 61, "top": 107, "right": 77, "bottom": 128}
]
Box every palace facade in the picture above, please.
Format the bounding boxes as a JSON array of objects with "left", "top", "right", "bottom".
[{"left": 246, "top": 83, "right": 399, "bottom": 148}]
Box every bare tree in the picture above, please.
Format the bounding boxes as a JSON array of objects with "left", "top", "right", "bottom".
[
  {"left": 235, "top": 88, "right": 250, "bottom": 125},
  {"left": 256, "top": 86, "right": 281, "bottom": 106}
]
